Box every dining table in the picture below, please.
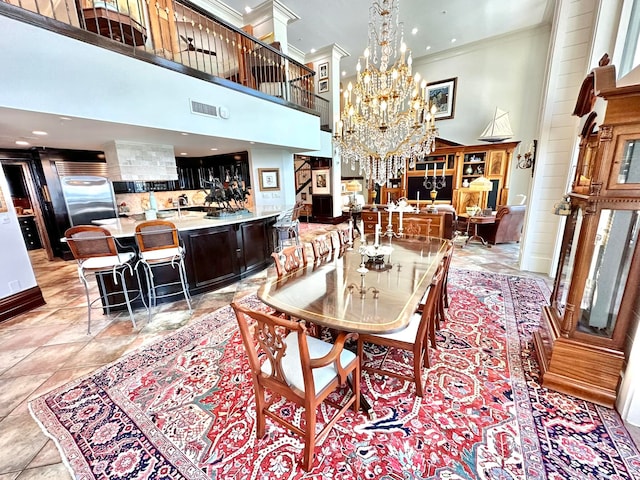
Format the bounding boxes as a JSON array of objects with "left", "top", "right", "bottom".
[
  {"left": 258, "top": 235, "right": 448, "bottom": 417},
  {"left": 258, "top": 236, "right": 448, "bottom": 335}
]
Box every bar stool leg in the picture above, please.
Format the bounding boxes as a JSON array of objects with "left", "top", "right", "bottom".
[
  {"left": 78, "top": 270, "right": 93, "bottom": 335},
  {"left": 178, "top": 259, "right": 193, "bottom": 314},
  {"left": 116, "top": 266, "right": 137, "bottom": 329}
]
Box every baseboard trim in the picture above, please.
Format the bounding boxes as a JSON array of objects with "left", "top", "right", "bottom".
[{"left": 0, "top": 286, "right": 46, "bottom": 322}]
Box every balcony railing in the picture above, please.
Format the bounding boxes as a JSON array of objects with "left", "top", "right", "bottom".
[{"left": 1, "top": 0, "right": 331, "bottom": 130}]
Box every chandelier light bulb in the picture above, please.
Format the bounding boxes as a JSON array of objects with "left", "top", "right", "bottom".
[
  {"left": 400, "top": 42, "right": 407, "bottom": 53},
  {"left": 364, "top": 47, "right": 370, "bottom": 58}
]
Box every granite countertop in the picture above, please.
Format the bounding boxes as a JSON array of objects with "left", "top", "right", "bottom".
[{"left": 101, "top": 207, "right": 283, "bottom": 238}]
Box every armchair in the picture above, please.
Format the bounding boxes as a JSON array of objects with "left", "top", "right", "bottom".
[{"left": 477, "top": 205, "right": 526, "bottom": 244}]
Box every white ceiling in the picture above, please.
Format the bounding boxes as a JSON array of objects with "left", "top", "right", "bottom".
[{"left": 0, "top": 0, "right": 554, "bottom": 158}]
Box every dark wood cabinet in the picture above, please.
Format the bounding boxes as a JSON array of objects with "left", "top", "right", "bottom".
[
  {"left": 533, "top": 60, "right": 640, "bottom": 407},
  {"left": 180, "top": 216, "right": 275, "bottom": 296},
  {"left": 18, "top": 215, "right": 41, "bottom": 250},
  {"left": 312, "top": 195, "right": 332, "bottom": 221},
  {"left": 182, "top": 224, "right": 240, "bottom": 290}
]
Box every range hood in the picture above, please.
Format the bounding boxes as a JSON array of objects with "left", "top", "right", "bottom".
[{"left": 104, "top": 140, "right": 178, "bottom": 181}]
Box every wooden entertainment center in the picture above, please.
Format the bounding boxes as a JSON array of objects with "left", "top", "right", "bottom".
[{"left": 376, "top": 139, "right": 519, "bottom": 215}]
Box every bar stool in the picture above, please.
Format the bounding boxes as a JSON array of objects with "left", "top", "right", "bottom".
[
  {"left": 134, "top": 220, "right": 192, "bottom": 317},
  {"left": 274, "top": 202, "right": 304, "bottom": 251},
  {"left": 65, "top": 226, "right": 146, "bottom": 334}
]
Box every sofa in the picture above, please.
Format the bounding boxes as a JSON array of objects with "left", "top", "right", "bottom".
[{"left": 477, "top": 205, "right": 526, "bottom": 245}]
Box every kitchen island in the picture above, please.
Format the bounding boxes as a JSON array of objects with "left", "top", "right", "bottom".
[{"left": 100, "top": 208, "right": 280, "bottom": 301}]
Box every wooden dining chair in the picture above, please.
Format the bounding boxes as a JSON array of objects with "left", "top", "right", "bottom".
[
  {"left": 335, "top": 226, "right": 353, "bottom": 248},
  {"left": 311, "top": 233, "right": 335, "bottom": 261},
  {"left": 271, "top": 244, "right": 307, "bottom": 278},
  {"left": 231, "top": 302, "right": 360, "bottom": 471},
  {"left": 417, "top": 240, "right": 453, "bottom": 337},
  {"left": 357, "top": 261, "right": 445, "bottom": 397}
]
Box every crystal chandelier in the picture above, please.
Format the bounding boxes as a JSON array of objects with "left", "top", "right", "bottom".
[{"left": 334, "top": 0, "right": 438, "bottom": 186}]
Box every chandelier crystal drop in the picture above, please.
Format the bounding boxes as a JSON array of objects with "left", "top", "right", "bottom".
[{"left": 334, "top": 0, "right": 439, "bottom": 186}]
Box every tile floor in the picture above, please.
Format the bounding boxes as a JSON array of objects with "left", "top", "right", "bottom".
[{"left": 0, "top": 226, "right": 638, "bottom": 479}]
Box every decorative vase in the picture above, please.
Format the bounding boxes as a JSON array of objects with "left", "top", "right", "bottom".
[
  {"left": 465, "top": 165, "right": 473, "bottom": 175},
  {"left": 462, "top": 179, "right": 470, "bottom": 188}
]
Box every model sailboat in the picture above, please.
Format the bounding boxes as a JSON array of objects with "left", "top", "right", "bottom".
[{"left": 478, "top": 107, "right": 514, "bottom": 142}]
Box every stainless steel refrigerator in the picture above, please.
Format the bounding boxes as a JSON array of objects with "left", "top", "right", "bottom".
[{"left": 60, "top": 176, "right": 118, "bottom": 226}]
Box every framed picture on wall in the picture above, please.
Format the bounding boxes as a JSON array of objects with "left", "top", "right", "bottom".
[
  {"left": 312, "top": 169, "right": 331, "bottom": 195},
  {"left": 318, "top": 62, "right": 329, "bottom": 79},
  {"left": 318, "top": 79, "right": 329, "bottom": 93},
  {"left": 426, "top": 77, "right": 457, "bottom": 120},
  {"left": 258, "top": 168, "right": 280, "bottom": 191}
]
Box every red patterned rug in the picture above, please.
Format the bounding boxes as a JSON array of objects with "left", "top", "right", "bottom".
[{"left": 29, "top": 270, "right": 640, "bottom": 479}]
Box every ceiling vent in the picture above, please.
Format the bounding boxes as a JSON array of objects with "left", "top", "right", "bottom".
[{"left": 191, "top": 100, "right": 229, "bottom": 119}]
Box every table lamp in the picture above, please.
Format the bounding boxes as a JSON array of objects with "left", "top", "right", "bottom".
[{"left": 469, "top": 176, "right": 493, "bottom": 213}]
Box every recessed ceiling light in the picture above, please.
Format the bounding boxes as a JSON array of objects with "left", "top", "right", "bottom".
[
  {"left": 342, "top": 71, "right": 346, "bottom": 76},
  {"left": 244, "top": 6, "right": 252, "bottom": 13},
  {"left": 32, "top": 130, "right": 48, "bottom": 136},
  {"left": 426, "top": 46, "right": 431, "bottom": 50},
  {"left": 310, "top": 48, "right": 316, "bottom": 53},
  {"left": 16, "top": 140, "right": 30, "bottom": 146},
  {"left": 59, "top": 117, "right": 71, "bottom": 121},
  {"left": 451, "top": 38, "right": 457, "bottom": 43},
  {"left": 250, "top": 141, "right": 255, "bottom": 144},
  {"left": 181, "top": 132, "right": 189, "bottom": 136},
  {"left": 180, "top": 152, "right": 188, "bottom": 155},
  {"left": 411, "top": 27, "right": 418, "bottom": 35},
  {"left": 210, "top": 147, "right": 218, "bottom": 151}
]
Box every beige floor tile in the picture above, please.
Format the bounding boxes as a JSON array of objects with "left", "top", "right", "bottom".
[
  {"left": 25, "top": 441, "right": 63, "bottom": 470},
  {"left": 14, "top": 463, "right": 71, "bottom": 480},
  {"left": 2, "top": 343, "right": 86, "bottom": 378},
  {"left": 0, "top": 374, "right": 49, "bottom": 418},
  {"left": 0, "top": 414, "right": 49, "bottom": 475}
]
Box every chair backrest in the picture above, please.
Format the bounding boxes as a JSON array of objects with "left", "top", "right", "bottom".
[
  {"left": 231, "top": 302, "right": 313, "bottom": 394},
  {"left": 65, "top": 226, "right": 118, "bottom": 260},
  {"left": 291, "top": 201, "right": 304, "bottom": 222},
  {"left": 135, "top": 220, "right": 179, "bottom": 252},
  {"left": 311, "top": 233, "right": 334, "bottom": 261},
  {"left": 415, "top": 260, "right": 446, "bottom": 343},
  {"left": 271, "top": 244, "right": 308, "bottom": 278},
  {"left": 336, "top": 226, "right": 352, "bottom": 248}
]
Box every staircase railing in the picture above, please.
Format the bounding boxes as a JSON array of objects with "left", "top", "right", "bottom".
[{"left": 1, "top": 0, "right": 330, "bottom": 127}]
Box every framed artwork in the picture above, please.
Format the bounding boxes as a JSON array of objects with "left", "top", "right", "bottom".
[
  {"left": 312, "top": 169, "right": 331, "bottom": 195},
  {"left": 258, "top": 168, "right": 280, "bottom": 191},
  {"left": 318, "top": 62, "right": 329, "bottom": 79},
  {"left": 301, "top": 192, "right": 307, "bottom": 200},
  {"left": 0, "top": 184, "right": 7, "bottom": 213},
  {"left": 426, "top": 77, "right": 457, "bottom": 120},
  {"left": 295, "top": 167, "right": 311, "bottom": 189},
  {"left": 318, "top": 79, "right": 329, "bottom": 93}
]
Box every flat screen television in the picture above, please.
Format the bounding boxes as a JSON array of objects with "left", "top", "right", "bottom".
[{"left": 407, "top": 175, "right": 453, "bottom": 203}]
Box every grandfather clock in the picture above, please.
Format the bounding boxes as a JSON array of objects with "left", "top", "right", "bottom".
[{"left": 533, "top": 57, "right": 640, "bottom": 408}]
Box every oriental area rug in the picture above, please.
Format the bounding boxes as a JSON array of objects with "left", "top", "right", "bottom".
[{"left": 29, "top": 270, "right": 640, "bottom": 479}]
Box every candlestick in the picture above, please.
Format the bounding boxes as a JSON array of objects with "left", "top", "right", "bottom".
[
  {"left": 399, "top": 210, "right": 403, "bottom": 229},
  {"left": 387, "top": 192, "right": 391, "bottom": 203},
  {"left": 388, "top": 210, "right": 393, "bottom": 226},
  {"left": 374, "top": 224, "right": 380, "bottom": 247},
  {"left": 377, "top": 211, "right": 381, "bottom": 226}
]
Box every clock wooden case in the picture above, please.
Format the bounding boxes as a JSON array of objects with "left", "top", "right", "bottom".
[{"left": 533, "top": 59, "right": 640, "bottom": 407}]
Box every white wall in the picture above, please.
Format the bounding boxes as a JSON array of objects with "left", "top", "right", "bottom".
[
  {"left": 412, "top": 26, "right": 551, "bottom": 202},
  {"left": 0, "top": 172, "right": 37, "bottom": 300},
  {"left": 248, "top": 147, "right": 295, "bottom": 210}
]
